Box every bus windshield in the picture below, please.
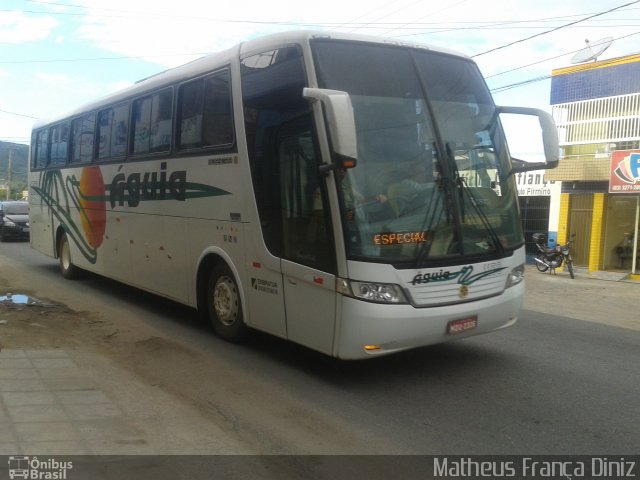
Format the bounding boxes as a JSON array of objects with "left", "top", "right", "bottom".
[{"left": 312, "top": 41, "right": 522, "bottom": 267}]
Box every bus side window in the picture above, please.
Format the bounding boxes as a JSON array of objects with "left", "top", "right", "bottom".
[
  {"left": 202, "top": 72, "right": 233, "bottom": 147},
  {"left": 150, "top": 90, "right": 172, "bottom": 153},
  {"left": 278, "top": 130, "right": 334, "bottom": 272},
  {"left": 132, "top": 89, "right": 172, "bottom": 155},
  {"left": 177, "top": 70, "right": 234, "bottom": 151},
  {"left": 50, "top": 123, "right": 69, "bottom": 166},
  {"left": 70, "top": 114, "right": 95, "bottom": 164},
  {"left": 34, "top": 129, "right": 48, "bottom": 169},
  {"left": 178, "top": 81, "right": 203, "bottom": 149},
  {"left": 98, "top": 103, "right": 128, "bottom": 160}
]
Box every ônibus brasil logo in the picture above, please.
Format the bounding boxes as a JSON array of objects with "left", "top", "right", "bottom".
[{"left": 8, "top": 456, "right": 72, "bottom": 479}]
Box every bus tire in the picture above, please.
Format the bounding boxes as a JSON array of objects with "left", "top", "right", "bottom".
[
  {"left": 207, "top": 263, "right": 247, "bottom": 342},
  {"left": 58, "top": 233, "right": 79, "bottom": 279}
]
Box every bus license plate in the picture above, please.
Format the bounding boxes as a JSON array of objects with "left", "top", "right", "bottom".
[{"left": 448, "top": 316, "right": 477, "bottom": 335}]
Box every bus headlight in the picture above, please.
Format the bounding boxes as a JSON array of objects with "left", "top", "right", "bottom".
[
  {"left": 505, "top": 264, "right": 525, "bottom": 288},
  {"left": 338, "top": 278, "right": 408, "bottom": 304}
]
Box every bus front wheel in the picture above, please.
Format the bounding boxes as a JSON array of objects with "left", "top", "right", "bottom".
[
  {"left": 58, "top": 233, "right": 79, "bottom": 279},
  {"left": 207, "top": 264, "right": 247, "bottom": 342}
]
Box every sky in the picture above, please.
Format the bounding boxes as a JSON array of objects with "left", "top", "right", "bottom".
[{"left": 1, "top": 0, "right": 640, "bottom": 147}]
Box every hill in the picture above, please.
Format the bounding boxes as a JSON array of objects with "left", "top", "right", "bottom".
[{"left": 0, "top": 141, "right": 29, "bottom": 195}]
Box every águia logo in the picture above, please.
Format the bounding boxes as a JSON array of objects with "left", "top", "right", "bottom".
[
  {"left": 31, "top": 163, "right": 230, "bottom": 264},
  {"left": 411, "top": 265, "right": 506, "bottom": 286}
]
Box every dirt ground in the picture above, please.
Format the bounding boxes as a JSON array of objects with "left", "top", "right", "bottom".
[{"left": 0, "top": 290, "right": 104, "bottom": 350}]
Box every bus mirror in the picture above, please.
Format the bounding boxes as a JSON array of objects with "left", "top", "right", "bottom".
[
  {"left": 303, "top": 88, "right": 358, "bottom": 170},
  {"left": 497, "top": 106, "right": 559, "bottom": 173}
]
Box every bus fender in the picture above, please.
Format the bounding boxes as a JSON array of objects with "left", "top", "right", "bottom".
[{"left": 194, "top": 247, "right": 246, "bottom": 324}]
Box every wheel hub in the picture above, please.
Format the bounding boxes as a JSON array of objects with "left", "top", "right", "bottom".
[
  {"left": 61, "top": 242, "right": 71, "bottom": 269},
  {"left": 213, "top": 276, "right": 239, "bottom": 326}
]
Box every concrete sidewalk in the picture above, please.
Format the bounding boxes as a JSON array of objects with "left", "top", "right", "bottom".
[
  {"left": 0, "top": 348, "right": 121, "bottom": 455},
  {"left": 0, "top": 346, "right": 251, "bottom": 456},
  {"left": 522, "top": 265, "right": 640, "bottom": 331}
]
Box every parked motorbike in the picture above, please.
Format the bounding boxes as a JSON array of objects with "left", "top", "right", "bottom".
[{"left": 532, "top": 233, "right": 576, "bottom": 279}]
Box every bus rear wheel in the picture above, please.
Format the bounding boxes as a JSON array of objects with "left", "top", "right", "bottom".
[
  {"left": 58, "top": 233, "right": 79, "bottom": 279},
  {"left": 207, "top": 264, "right": 247, "bottom": 342}
]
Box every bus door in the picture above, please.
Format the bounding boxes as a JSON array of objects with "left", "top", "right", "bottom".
[
  {"left": 246, "top": 120, "right": 338, "bottom": 353},
  {"left": 277, "top": 127, "right": 337, "bottom": 354},
  {"left": 241, "top": 46, "right": 337, "bottom": 353}
]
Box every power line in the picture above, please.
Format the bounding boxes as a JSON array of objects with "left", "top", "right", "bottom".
[
  {"left": 486, "top": 30, "right": 640, "bottom": 79},
  {"left": 491, "top": 76, "right": 551, "bottom": 93},
  {"left": 391, "top": 8, "right": 640, "bottom": 37},
  {"left": 395, "top": 21, "right": 640, "bottom": 36},
  {"left": 0, "top": 52, "right": 211, "bottom": 65},
  {"left": 329, "top": 0, "right": 408, "bottom": 31},
  {"left": 27, "top": 0, "right": 434, "bottom": 29},
  {"left": 0, "top": 109, "right": 38, "bottom": 119},
  {"left": 19, "top": 2, "right": 639, "bottom": 30},
  {"left": 11, "top": 8, "right": 639, "bottom": 30},
  {"left": 472, "top": 0, "right": 640, "bottom": 57},
  {"left": 8, "top": 1, "right": 640, "bottom": 99},
  {"left": 346, "top": 0, "right": 430, "bottom": 33},
  {"left": 379, "top": 0, "right": 471, "bottom": 36},
  {"left": 4, "top": 18, "right": 636, "bottom": 67},
  {"left": 490, "top": 44, "right": 640, "bottom": 93},
  {"left": 381, "top": 0, "right": 469, "bottom": 36}
]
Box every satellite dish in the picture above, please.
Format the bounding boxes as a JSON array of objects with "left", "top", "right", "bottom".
[{"left": 571, "top": 37, "right": 613, "bottom": 64}]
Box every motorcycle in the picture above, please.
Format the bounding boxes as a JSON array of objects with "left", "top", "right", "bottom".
[{"left": 532, "top": 233, "right": 576, "bottom": 279}]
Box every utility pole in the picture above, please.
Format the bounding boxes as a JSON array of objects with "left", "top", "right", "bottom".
[{"left": 6, "top": 149, "right": 12, "bottom": 200}]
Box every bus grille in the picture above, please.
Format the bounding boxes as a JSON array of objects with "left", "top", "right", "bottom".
[{"left": 408, "top": 273, "right": 506, "bottom": 307}]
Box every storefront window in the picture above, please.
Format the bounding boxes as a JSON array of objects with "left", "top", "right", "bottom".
[{"left": 604, "top": 195, "right": 639, "bottom": 271}]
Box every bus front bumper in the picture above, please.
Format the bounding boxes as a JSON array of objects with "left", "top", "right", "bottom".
[{"left": 334, "top": 281, "right": 524, "bottom": 360}]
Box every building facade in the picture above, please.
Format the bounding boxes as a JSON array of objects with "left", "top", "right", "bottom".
[
  {"left": 547, "top": 53, "right": 640, "bottom": 275},
  {"left": 517, "top": 171, "right": 561, "bottom": 260}
]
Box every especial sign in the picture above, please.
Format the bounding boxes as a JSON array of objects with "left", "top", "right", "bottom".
[
  {"left": 373, "top": 231, "right": 429, "bottom": 246},
  {"left": 610, "top": 150, "right": 640, "bottom": 193}
]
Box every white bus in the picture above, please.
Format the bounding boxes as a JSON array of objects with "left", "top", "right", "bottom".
[{"left": 29, "top": 31, "right": 558, "bottom": 359}]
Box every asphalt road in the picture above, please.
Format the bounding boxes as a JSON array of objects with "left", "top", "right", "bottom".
[{"left": 1, "top": 240, "right": 638, "bottom": 456}]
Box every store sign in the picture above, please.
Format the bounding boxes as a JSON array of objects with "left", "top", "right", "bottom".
[
  {"left": 514, "top": 171, "right": 559, "bottom": 197},
  {"left": 610, "top": 150, "right": 640, "bottom": 193}
]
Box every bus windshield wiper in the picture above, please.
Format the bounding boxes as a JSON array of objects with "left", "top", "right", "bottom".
[{"left": 446, "top": 142, "right": 505, "bottom": 256}]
